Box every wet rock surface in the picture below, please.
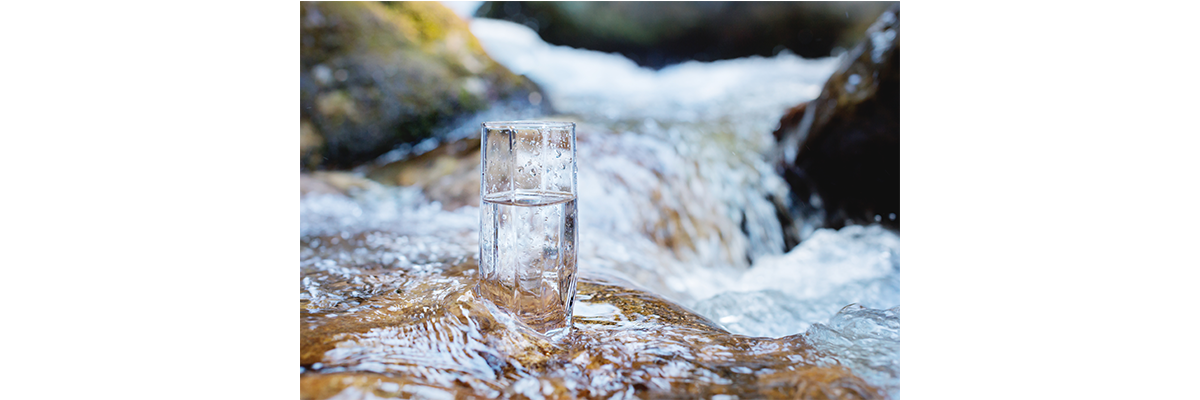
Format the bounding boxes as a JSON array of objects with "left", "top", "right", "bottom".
[
  {"left": 774, "top": 4, "right": 900, "bottom": 230},
  {"left": 301, "top": 171, "right": 380, "bottom": 197},
  {"left": 301, "top": 230, "right": 885, "bottom": 399},
  {"left": 476, "top": 1, "right": 895, "bottom": 69},
  {"left": 367, "top": 137, "right": 483, "bottom": 211},
  {"left": 300, "top": 177, "right": 900, "bottom": 398},
  {"left": 300, "top": 1, "right": 545, "bottom": 169}
]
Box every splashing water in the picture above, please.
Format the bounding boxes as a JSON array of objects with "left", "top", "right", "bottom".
[
  {"left": 468, "top": 18, "right": 838, "bottom": 125},
  {"left": 301, "top": 17, "right": 900, "bottom": 400}
]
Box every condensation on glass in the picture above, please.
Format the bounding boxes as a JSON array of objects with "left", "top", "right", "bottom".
[{"left": 478, "top": 121, "right": 578, "bottom": 336}]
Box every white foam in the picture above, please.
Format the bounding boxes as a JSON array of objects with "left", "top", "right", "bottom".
[{"left": 469, "top": 18, "right": 839, "bottom": 124}]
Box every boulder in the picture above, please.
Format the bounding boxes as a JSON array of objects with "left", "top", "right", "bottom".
[
  {"left": 774, "top": 4, "right": 899, "bottom": 230},
  {"left": 301, "top": 1, "right": 545, "bottom": 169},
  {"left": 477, "top": 1, "right": 895, "bottom": 69}
]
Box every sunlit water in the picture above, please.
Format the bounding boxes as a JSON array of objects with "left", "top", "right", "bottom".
[{"left": 301, "top": 15, "right": 899, "bottom": 399}]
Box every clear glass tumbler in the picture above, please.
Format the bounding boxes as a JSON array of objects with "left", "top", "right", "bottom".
[{"left": 478, "top": 121, "right": 578, "bottom": 335}]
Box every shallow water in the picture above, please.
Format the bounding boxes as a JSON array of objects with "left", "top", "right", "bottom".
[
  {"left": 301, "top": 224, "right": 887, "bottom": 399},
  {"left": 301, "top": 16, "right": 899, "bottom": 400}
]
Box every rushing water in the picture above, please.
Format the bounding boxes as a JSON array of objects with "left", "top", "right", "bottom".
[{"left": 301, "top": 15, "right": 900, "bottom": 400}]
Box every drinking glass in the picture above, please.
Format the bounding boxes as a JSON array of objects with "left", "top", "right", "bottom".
[{"left": 478, "top": 121, "right": 577, "bottom": 335}]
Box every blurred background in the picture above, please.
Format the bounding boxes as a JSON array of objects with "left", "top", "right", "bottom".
[
  {"left": 301, "top": 1, "right": 899, "bottom": 396},
  {"left": 301, "top": 0, "right": 898, "bottom": 232},
  {"left": 472, "top": 1, "right": 888, "bottom": 67}
]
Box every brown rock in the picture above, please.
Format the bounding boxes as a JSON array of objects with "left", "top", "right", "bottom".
[
  {"left": 774, "top": 4, "right": 899, "bottom": 230},
  {"left": 300, "top": 174, "right": 342, "bottom": 196},
  {"left": 366, "top": 137, "right": 482, "bottom": 210},
  {"left": 300, "top": 171, "right": 380, "bottom": 197},
  {"left": 772, "top": 102, "right": 808, "bottom": 142},
  {"left": 300, "top": 1, "right": 544, "bottom": 169},
  {"left": 299, "top": 237, "right": 885, "bottom": 399}
]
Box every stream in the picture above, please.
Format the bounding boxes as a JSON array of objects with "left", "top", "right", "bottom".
[{"left": 301, "top": 14, "right": 899, "bottom": 400}]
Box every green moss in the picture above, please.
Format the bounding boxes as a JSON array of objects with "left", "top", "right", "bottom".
[
  {"left": 382, "top": 1, "right": 453, "bottom": 43},
  {"left": 300, "top": 1, "right": 541, "bottom": 169}
]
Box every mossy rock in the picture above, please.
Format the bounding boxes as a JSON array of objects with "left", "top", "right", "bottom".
[{"left": 301, "top": 1, "right": 542, "bottom": 169}]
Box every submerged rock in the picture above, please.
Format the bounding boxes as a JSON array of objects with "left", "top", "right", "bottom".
[
  {"left": 300, "top": 229, "right": 886, "bottom": 399},
  {"left": 300, "top": 1, "right": 545, "bottom": 169},
  {"left": 301, "top": 171, "right": 381, "bottom": 197},
  {"left": 476, "top": 1, "right": 895, "bottom": 69},
  {"left": 367, "top": 137, "right": 482, "bottom": 211},
  {"left": 774, "top": 4, "right": 900, "bottom": 230}
]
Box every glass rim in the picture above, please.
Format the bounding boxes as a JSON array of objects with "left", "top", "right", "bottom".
[{"left": 482, "top": 121, "right": 575, "bottom": 129}]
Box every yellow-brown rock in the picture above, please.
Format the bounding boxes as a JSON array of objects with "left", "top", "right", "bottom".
[
  {"left": 300, "top": 230, "right": 884, "bottom": 399},
  {"left": 301, "top": 1, "right": 542, "bottom": 169}
]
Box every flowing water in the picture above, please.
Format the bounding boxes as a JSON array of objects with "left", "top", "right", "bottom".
[{"left": 301, "top": 14, "right": 900, "bottom": 400}]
